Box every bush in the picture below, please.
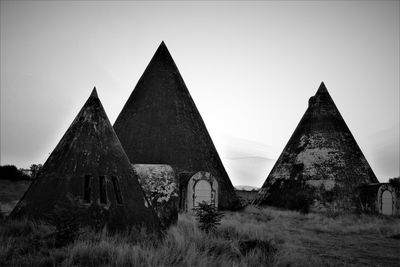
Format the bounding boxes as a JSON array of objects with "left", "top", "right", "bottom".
[
  {"left": 389, "top": 177, "right": 400, "bottom": 189},
  {"left": 287, "top": 190, "right": 314, "bottom": 214},
  {"left": 265, "top": 178, "right": 314, "bottom": 214},
  {"left": 194, "top": 202, "right": 224, "bottom": 233},
  {"left": 29, "top": 164, "right": 43, "bottom": 179},
  {"left": 44, "top": 195, "right": 84, "bottom": 247},
  {"left": 137, "top": 168, "right": 179, "bottom": 229},
  {"left": 0, "top": 165, "right": 30, "bottom": 181}
]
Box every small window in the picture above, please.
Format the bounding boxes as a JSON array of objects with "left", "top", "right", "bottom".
[
  {"left": 83, "top": 175, "right": 92, "bottom": 203},
  {"left": 99, "top": 176, "right": 107, "bottom": 204},
  {"left": 112, "top": 176, "right": 123, "bottom": 204}
]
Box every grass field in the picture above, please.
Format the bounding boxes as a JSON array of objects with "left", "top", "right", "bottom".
[
  {"left": 0, "top": 180, "right": 31, "bottom": 215},
  {"left": 1, "top": 206, "right": 399, "bottom": 267}
]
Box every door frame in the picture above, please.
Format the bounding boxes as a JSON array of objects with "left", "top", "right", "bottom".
[
  {"left": 377, "top": 184, "right": 396, "bottom": 215},
  {"left": 186, "top": 171, "right": 218, "bottom": 211}
]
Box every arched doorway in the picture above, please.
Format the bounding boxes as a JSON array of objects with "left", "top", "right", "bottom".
[
  {"left": 194, "top": 180, "right": 212, "bottom": 206},
  {"left": 186, "top": 171, "right": 218, "bottom": 211},
  {"left": 381, "top": 190, "right": 393, "bottom": 215}
]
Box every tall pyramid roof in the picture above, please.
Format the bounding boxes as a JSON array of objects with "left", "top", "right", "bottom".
[
  {"left": 113, "top": 42, "right": 241, "bottom": 210},
  {"left": 256, "top": 82, "right": 378, "bottom": 210},
  {"left": 12, "top": 88, "right": 160, "bottom": 231}
]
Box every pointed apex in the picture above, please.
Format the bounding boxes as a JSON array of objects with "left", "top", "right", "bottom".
[
  {"left": 156, "top": 40, "right": 169, "bottom": 54},
  {"left": 146, "top": 40, "right": 175, "bottom": 69},
  {"left": 316, "top": 81, "right": 328, "bottom": 95},
  {"left": 90, "top": 87, "right": 98, "bottom": 98}
]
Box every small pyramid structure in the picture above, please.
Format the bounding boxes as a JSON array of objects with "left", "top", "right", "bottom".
[
  {"left": 113, "top": 42, "right": 241, "bottom": 210},
  {"left": 255, "top": 82, "right": 379, "bottom": 210},
  {"left": 12, "top": 88, "right": 160, "bottom": 231}
]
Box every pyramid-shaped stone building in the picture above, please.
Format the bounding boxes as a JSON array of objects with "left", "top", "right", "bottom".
[
  {"left": 114, "top": 42, "right": 241, "bottom": 211},
  {"left": 255, "top": 82, "right": 379, "bottom": 211},
  {"left": 12, "top": 88, "right": 160, "bottom": 231}
]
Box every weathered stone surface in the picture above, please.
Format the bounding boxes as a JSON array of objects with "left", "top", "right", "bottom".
[
  {"left": 255, "top": 82, "right": 379, "bottom": 211},
  {"left": 11, "top": 88, "right": 160, "bottom": 232},
  {"left": 132, "top": 164, "right": 178, "bottom": 228},
  {"left": 114, "top": 42, "right": 241, "bottom": 210}
]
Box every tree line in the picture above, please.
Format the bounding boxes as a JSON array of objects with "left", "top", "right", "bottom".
[{"left": 0, "top": 164, "right": 43, "bottom": 181}]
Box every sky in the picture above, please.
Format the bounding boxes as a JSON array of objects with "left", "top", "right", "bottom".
[{"left": 1, "top": 1, "right": 399, "bottom": 187}]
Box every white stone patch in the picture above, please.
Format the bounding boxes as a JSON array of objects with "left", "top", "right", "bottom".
[
  {"left": 298, "top": 135, "right": 307, "bottom": 147},
  {"left": 296, "top": 148, "right": 336, "bottom": 166},
  {"left": 307, "top": 134, "right": 328, "bottom": 147}
]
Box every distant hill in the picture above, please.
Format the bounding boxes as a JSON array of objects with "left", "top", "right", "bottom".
[{"left": 235, "top": 185, "right": 260, "bottom": 191}]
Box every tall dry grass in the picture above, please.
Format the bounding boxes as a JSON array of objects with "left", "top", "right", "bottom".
[
  {"left": 64, "top": 214, "right": 275, "bottom": 267},
  {"left": 1, "top": 206, "right": 399, "bottom": 266},
  {"left": 241, "top": 206, "right": 400, "bottom": 266},
  {"left": 0, "top": 211, "right": 275, "bottom": 266}
]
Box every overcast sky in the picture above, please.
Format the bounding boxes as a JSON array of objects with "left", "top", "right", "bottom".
[{"left": 1, "top": 1, "right": 399, "bottom": 186}]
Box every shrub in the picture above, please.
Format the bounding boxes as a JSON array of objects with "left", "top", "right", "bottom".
[
  {"left": 44, "top": 195, "right": 84, "bottom": 247},
  {"left": 0, "top": 165, "right": 30, "bottom": 181},
  {"left": 137, "top": 169, "right": 179, "bottom": 229},
  {"left": 282, "top": 180, "right": 314, "bottom": 214},
  {"left": 261, "top": 178, "right": 315, "bottom": 214},
  {"left": 29, "top": 164, "right": 43, "bottom": 179},
  {"left": 287, "top": 190, "right": 314, "bottom": 214},
  {"left": 194, "top": 202, "right": 224, "bottom": 233},
  {"left": 389, "top": 177, "right": 400, "bottom": 189}
]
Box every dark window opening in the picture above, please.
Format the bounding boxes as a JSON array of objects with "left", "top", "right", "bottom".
[
  {"left": 84, "top": 175, "right": 92, "bottom": 203},
  {"left": 112, "top": 176, "right": 123, "bottom": 204},
  {"left": 99, "top": 176, "right": 107, "bottom": 204}
]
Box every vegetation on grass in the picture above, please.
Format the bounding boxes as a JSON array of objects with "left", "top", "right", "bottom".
[
  {"left": 194, "top": 202, "right": 224, "bottom": 233},
  {"left": 1, "top": 206, "right": 399, "bottom": 266},
  {"left": 1, "top": 208, "right": 275, "bottom": 266}
]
